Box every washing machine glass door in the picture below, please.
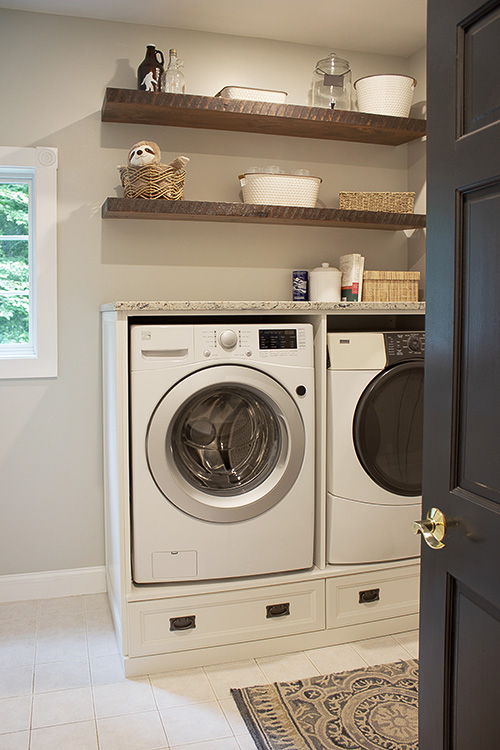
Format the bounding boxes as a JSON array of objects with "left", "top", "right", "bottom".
[
  {"left": 146, "top": 365, "right": 305, "bottom": 522},
  {"left": 353, "top": 360, "right": 424, "bottom": 496}
]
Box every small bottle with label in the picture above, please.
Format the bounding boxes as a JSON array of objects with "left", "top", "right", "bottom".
[{"left": 162, "top": 49, "right": 185, "bottom": 94}]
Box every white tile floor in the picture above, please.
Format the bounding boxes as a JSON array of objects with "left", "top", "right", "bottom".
[{"left": 0, "top": 594, "right": 419, "bottom": 749}]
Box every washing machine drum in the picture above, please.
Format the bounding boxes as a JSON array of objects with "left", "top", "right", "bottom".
[
  {"left": 353, "top": 360, "right": 424, "bottom": 497},
  {"left": 146, "top": 365, "right": 305, "bottom": 522}
]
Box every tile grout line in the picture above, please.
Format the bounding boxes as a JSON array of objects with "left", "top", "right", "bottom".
[
  {"left": 85, "top": 596, "right": 103, "bottom": 750},
  {"left": 27, "top": 598, "right": 42, "bottom": 750},
  {"left": 148, "top": 671, "right": 172, "bottom": 748}
]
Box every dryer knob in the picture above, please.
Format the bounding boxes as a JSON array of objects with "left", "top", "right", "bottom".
[{"left": 219, "top": 329, "right": 238, "bottom": 350}]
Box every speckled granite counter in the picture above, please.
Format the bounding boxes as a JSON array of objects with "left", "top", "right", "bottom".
[{"left": 100, "top": 300, "right": 425, "bottom": 312}]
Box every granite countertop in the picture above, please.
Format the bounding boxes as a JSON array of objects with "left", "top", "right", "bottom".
[{"left": 100, "top": 300, "right": 425, "bottom": 312}]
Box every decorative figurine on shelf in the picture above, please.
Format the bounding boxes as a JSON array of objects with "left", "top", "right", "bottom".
[
  {"left": 118, "top": 141, "right": 190, "bottom": 201},
  {"left": 128, "top": 140, "right": 161, "bottom": 167}
]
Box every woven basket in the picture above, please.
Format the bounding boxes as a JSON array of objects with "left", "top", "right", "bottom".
[
  {"left": 339, "top": 191, "right": 415, "bottom": 213},
  {"left": 239, "top": 173, "right": 322, "bottom": 207},
  {"left": 118, "top": 164, "right": 185, "bottom": 200},
  {"left": 362, "top": 270, "right": 420, "bottom": 302}
]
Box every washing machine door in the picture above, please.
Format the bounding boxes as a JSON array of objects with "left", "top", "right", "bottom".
[
  {"left": 146, "top": 365, "right": 305, "bottom": 522},
  {"left": 353, "top": 360, "right": 424, "bottom": 496}
]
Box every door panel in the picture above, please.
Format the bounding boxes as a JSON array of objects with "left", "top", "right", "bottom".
[
  {"left": 457, "top": 181, "right": 500, "bottom": 499},
  {"left": 421, "top": 0, "right": 500, "bottom": 746},
  {"left": 452, "top": 581, "right": 500, "bottom": 749},
  {"left": 459, "top": 2, "right": 500, "bottom": 135}
]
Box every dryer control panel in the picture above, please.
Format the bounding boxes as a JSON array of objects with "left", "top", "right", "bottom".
[
  {"left": 195, "top": 324, "right": 313, "bottom": 367},
  {"left": 384, "top": 332, "right": 425, "bottom": 365}
]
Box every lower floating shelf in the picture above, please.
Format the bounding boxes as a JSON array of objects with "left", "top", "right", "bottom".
[{"left": 102, "top": 198, "right": 426, "bottom": 231}]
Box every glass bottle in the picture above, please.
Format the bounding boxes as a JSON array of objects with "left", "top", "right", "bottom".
[
  {"left": 137, "top": 45, "right": 164, "bottom": 92},
  {"left": 162, "top": 49, "right": 185, "bottom": 94},
  {"left": 312, "top": 53, "right": 352, "bottom": 110}
]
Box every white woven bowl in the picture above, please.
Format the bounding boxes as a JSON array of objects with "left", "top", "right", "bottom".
[
  {"left": 354, "top": 74, "right": 416, "bottom": 117},
  {"left": 239, "top": 173, "right": 322, "bottom": 207},
  {"left": 216, "top": 86, "right": 287, "bottom": 104}
]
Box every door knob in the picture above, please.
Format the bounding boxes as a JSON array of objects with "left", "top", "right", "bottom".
[{"left": 413, "top": 507, "right": 446, "bottom": 549}]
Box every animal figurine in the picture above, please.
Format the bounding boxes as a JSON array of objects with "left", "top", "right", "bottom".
[
  {"left": 126, "top": 141, "right": 190, "bottom": 171},
  {"left": 128, "top": 140, "right": 161, "bottom": 167},
  {"left": 167, "top": 155, "right": 190, "bottom": 170}
]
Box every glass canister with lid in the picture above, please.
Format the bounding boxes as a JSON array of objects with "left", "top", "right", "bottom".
[{"left": 312, "top": 53, "right": 352, "bottom": 110}]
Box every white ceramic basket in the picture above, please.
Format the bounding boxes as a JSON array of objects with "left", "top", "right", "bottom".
[
  {"left": 239, "top": 173, "right": 322, "bottom": 207},
  {"left": 354, "top": 74, "right": 416, "bottom": 117},
  {"left": 216, "top": 86, "right": 287, "bottom": 104}
]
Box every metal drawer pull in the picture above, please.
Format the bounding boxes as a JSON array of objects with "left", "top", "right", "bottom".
[
  {"left": 359, "top": 588, "right": 380, "bottom": 604},
  {"left": 170, "top": 615, "right": 196, "bottom": 631},
  {"left": 266, "top": 602, "right": 290, "bottom": 618}
]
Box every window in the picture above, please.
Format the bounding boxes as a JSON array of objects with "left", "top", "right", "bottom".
[{"left": 0, "top": 146, "right": 58, "bottom": 378}]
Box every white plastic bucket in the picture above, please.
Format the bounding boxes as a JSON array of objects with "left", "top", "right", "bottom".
[{"left": 354, "top": 74, "right": 416, "bottom": 117}]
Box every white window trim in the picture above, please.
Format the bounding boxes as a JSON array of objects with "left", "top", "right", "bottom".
[{"left": 0, "top": 146, "right": 58, "bottom": 379}]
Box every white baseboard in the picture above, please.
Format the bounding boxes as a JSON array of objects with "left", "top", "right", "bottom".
[{"left": 0, "top": 566, "right": 106, "bottom": 602}]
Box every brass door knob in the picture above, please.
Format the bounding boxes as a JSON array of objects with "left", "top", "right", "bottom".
[{"left": 413, "top": 507, "right": 446, "bottom": 549}]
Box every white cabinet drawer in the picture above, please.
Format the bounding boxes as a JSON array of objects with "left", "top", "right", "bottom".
[
  {"left": 129, "top": 580, "right": 325, "bottom": 657},
  {"left": 326, "top": 565, "right": 420, "bottom": 629}
]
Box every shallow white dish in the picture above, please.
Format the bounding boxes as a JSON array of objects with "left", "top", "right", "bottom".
[{"left": 215, "top": 86, "right": 288, "bottom": 104}]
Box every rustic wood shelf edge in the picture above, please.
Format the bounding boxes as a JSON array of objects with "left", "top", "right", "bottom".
[
  {"left": 101, "top": 88, "right": 426, "bottom": 145},
  {"left": 102, "top": 198, "right": 426, "bottom": 231}
]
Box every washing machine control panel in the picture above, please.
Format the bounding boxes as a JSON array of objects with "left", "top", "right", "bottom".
[
  {"left": 384, "top": 332, "right": 425, "bottom": 364},
  {"left": 195, "top": 324, "right": 313, "bottom": 366}
]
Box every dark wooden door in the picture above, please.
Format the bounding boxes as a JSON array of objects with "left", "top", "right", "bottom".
[{"left": 420, "top": 0, "right": 500, "bottom": 746}]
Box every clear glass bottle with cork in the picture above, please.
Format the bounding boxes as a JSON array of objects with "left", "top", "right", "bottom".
[{"left": 162, "top": 49, "right": 185, "bottom": 93}]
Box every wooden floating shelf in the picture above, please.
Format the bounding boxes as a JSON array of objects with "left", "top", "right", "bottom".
[
  {"left": 102, "top": 198, "right": 426, "bottom": 231},
  {"left": 101, "top": 88, "right": 426, "bottom": 146}
]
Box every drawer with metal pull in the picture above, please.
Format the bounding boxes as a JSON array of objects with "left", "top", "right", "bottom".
[
  {"left": 128, "top": 580, "right": 325, "bottom": 657},
  {"left": 326, "top": 564, "right": 420, "bottom": 629}
]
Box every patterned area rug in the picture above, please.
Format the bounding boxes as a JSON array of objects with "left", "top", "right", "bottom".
[{"left": 231, "top": 659, "right": 418, "bottom": 750}]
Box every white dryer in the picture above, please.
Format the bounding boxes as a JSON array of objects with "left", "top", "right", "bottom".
[
  {"left": 327, "top": 331, "right": 424, "bottom": 564},
  {"left": 130, "top": 323, "right": 315, "bottom": 584}
]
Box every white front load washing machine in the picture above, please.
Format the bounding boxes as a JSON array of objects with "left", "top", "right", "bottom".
[
  {"left": 130, "top": 323, "right": 315, "bottom": 584},
  {"left": 327, "top": 331, "right": 424, "bottom": 564}
]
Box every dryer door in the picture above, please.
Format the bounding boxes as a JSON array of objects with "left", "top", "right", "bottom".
[
  {"left": 353, "top": 360, "right": 424, "bottom": 496},
  {"left": 146, "top": 365, "right": 305, "bottom": 522}
]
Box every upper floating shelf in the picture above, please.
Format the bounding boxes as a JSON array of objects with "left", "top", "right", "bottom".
[{"left": 101, "top": 88, "right": 427, "bottom": 146}]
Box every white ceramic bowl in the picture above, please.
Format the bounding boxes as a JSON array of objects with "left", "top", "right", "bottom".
[
  {"left": 216, "top": 86, "right": 287, "bottom": 104},
  {"left": 239, "top": 173, "right": 322, "bottom": 207},
  {"left": 354, "top": 74, "right": 416, "bottom": 117}
]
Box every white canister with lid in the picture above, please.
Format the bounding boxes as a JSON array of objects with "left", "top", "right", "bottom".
[{"left": 309, "top": 262, "right": 342, "bottom": 302}]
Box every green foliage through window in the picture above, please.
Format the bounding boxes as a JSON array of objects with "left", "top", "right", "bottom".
[{"left": 0, "top": 183, "right": 30, "bottom": 344}]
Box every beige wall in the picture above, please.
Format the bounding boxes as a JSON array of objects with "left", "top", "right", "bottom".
[
  {"left": 408, "top": 46, "right": 427, "bottom": 292},
  {"left": 0, "top": 8, "right": 426, "bottom": 575}
]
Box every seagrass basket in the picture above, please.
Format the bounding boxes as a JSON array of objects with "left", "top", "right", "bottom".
[
  {"left": 118, "top": 164, "right": 185, "bottom": 200},
  {"left": 339, "top": 191, "right": 415, "bottom": 213},
  {"left": 362, "top": 270, "right": 420, "bottom": 302}
]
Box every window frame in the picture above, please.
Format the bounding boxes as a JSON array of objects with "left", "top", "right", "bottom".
[{"left": 0, "top": 146, "right": 58, "bottom": 379}]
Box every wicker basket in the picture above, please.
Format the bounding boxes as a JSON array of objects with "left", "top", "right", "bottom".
[
  {"left": 339, "top": 191, "right": 415, "bottom": 213},
  {"left": 239, "top": 172, "right": 322, "bottom": 207},
  {"left": 362, "top": 270, "right": 420, "bottom": 302},
  {"left": 118, "top": 164, "right": 185, "bottom": 200}
]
